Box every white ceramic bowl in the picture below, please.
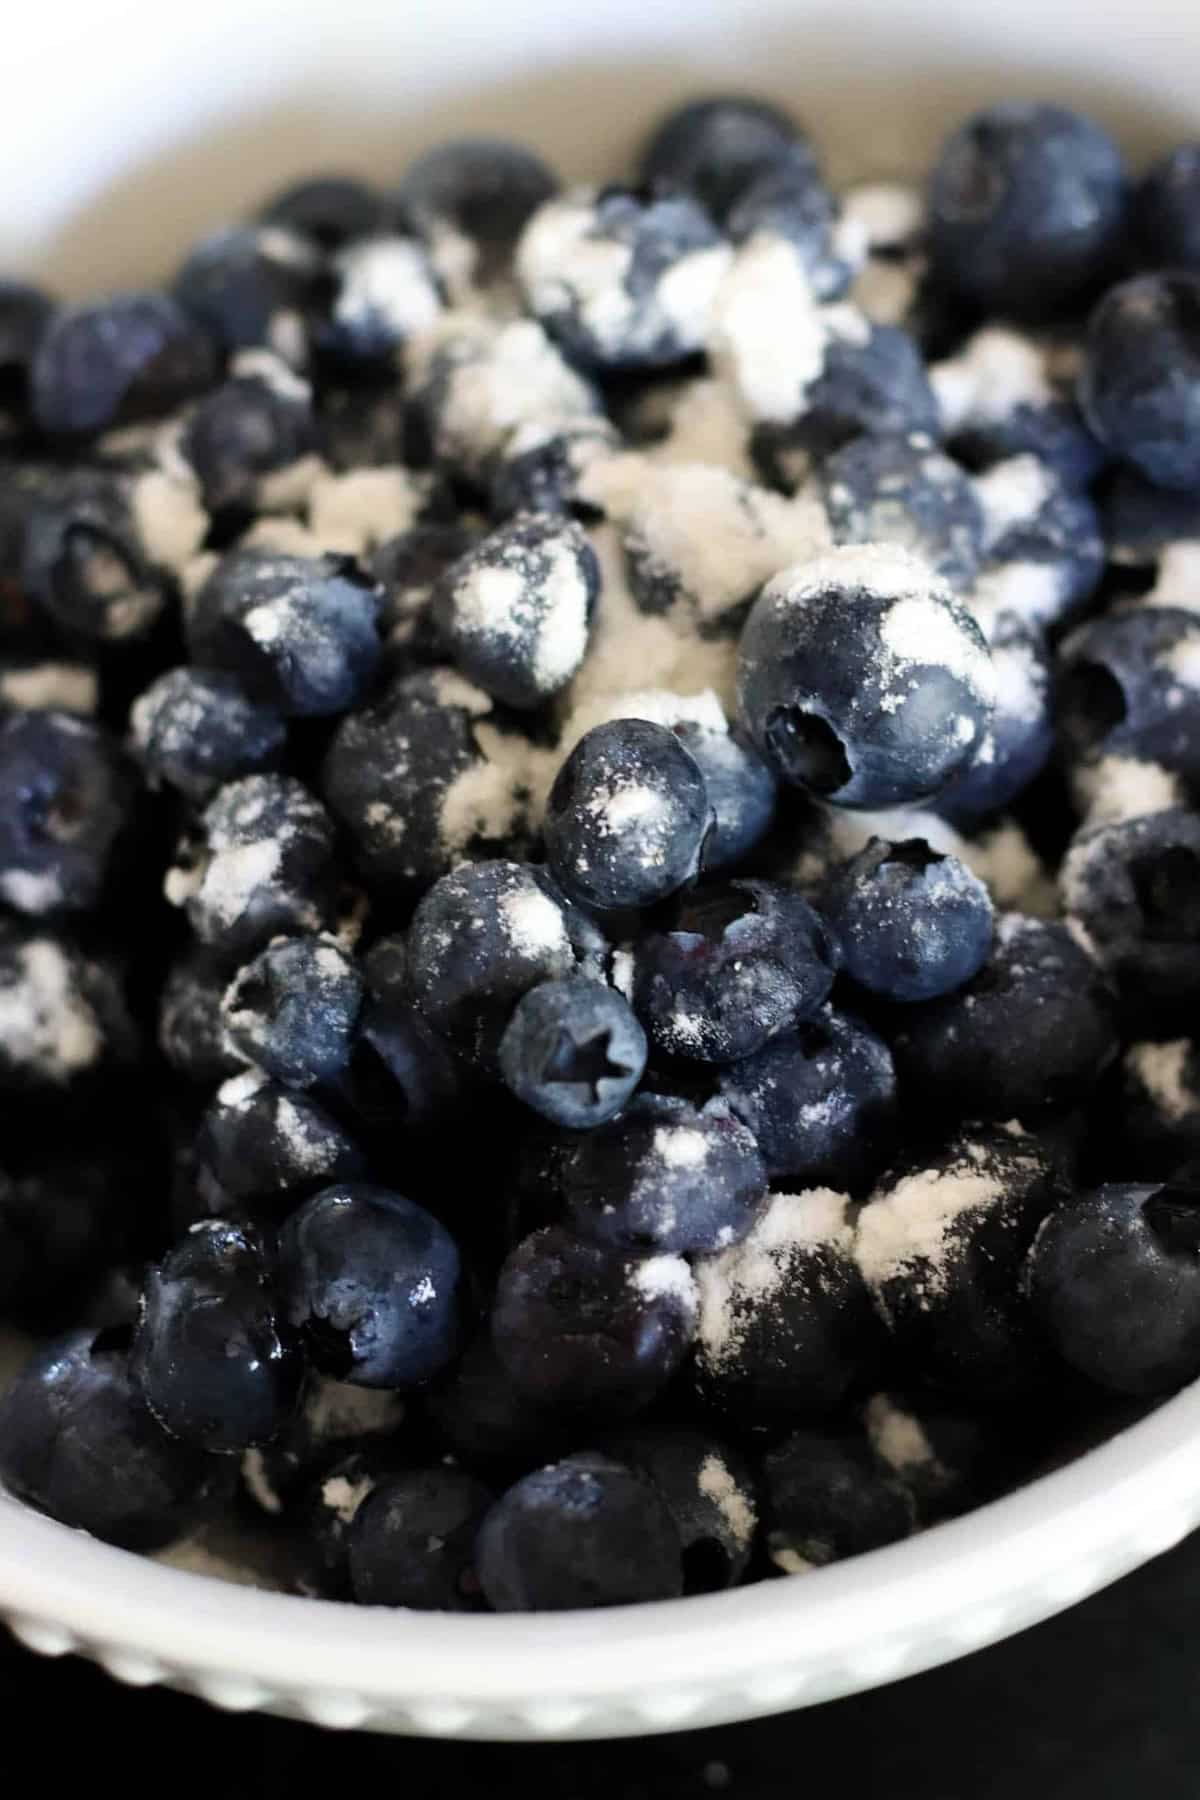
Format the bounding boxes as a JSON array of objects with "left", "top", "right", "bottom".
[{"left": 4, "top": 0, "right": 1200, "bottom": 1741}]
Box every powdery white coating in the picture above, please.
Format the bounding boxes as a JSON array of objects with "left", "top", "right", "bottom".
[
  {"left": 650, "top": 378, "right": 755, "bottom": 479},
  {"left": 819, "top": 803, "right": 1055, "bottom": 914},
  {"left": 130, "top": 469, "right": 209, "bottom": 572},
  {"left": 631, "top": 1253, "right": 699, "bottom": 1312},
  {"left": 449, "top": 535, "right": 592, "bottom": 697},
  {"left": 855, "top": 1155, "right": 1007, "bottom": 1307},
  {"left": 1161, "top": 635, "right": 1200, "bottom": 690},
  {"left": 968, "top": 560, "right": 1070, "bottom": 634},
  {"left": 235, "top": 519, "right": 324, "bottom": 559},
  {"left": 275, "top": 1096, "right": 343, "bottom": 1173},
  {"left": 771, "top": 1547, "right": 817, "bottom": 1577},
  {"left": 695, "top": 1190, "right": 853, "bottom": 1368},
  {"left": 0, "top": 938, "right": 102, "bottom": 1078},
  {"left": 654, "top": 1126, "right": 711, "bottom": 1171},
  {"left": 499, "top": 884, "right": 571, "bottom": 959},
  {"left": 153, "top": 1537, "right": 279, "bottom": 1590},
  {"left": 320, "top": 1473, "right": 374, "bottom": 1526},
  {"left": 437, "top": 722, "right": 558, "bottom": 855},
  {"left": 255, "top": 453, "right": 328, "bottom": 515},
  {"left": 560, "top": 685, "right": 729, "bottom": 755},
  {"left": 188, "top": 839, "right": 282, "bottom": 929},
  {"left": 231, "top": 346, "right": 313, "bottom": 402},
  {"left": 1071, "top": 755, "right": 1184, "bottom": 827},
  {"left": 930, "top": 327, "right": 1054, "bottom": 435},
  {"left": 610, "top": 946, "right": 636, "bottom": 999},
  {"left": 840, "top": 182, "right": 924, "bottom": 250},
  {"left": 878, "top": 592, "right": 994, "bottom": 703},
  {"left": 697, "top": 1453, "right": 758, "bottom": 1548},
  {"left": 864, "top": 1394, "right": 939, "bottom": 1476},
  {"left": 241, "top": 1448, "right": 283, "bottom": 1516},
  {"left": 0, "top": 869, "right": 64, "bottom": 912},
  {"left": 1140, "top": 541, "right": 1200, "bottom": 612},
  {"left": 427, "top": 669, "right": 494, "bottom": 716},
  {"left": 302, "top": 1376, "right": 406, "bottom": 1444},
  {"left": 217, "top": 1068, "right": 269, "bottom": 1108},
  {"left": 1126, "top": 1039, "right": 1197, "bottom": 1123},
  {"left": 973, "top": 456, "right": 1058, "bottom": 553},
  {"left": 333, "top": 236, "right": 443, "bottom": 343},
  {"left": 0, "top": 662, "right": 99, "bottom": 715},
  {"left": 307, "top": 466, "right": 423, "bottom": 557},
  {"left": 708, "top": 233, "right": 831, "bottom": 425}
]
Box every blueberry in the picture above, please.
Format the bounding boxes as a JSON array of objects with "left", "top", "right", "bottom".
[
  {"left": 259, "top": 174, "right": 386, "bottom": 252},
  {"left": 821, "top": 837, "right": 993, "bottom": 1002},
  {"left": 1028, "top": 1178, "right": 1200, "bottom": 1395},
  {"left": 221, "top": 933, "right": 364, "bottom": 1089},
  {"left": 31, "top": 293, "right": 216, "bottom": 437},
  {"left": 498, "top": 976, "right": 645, "bottom": 1128},
  {"left": 888, "top": 914, "right": 1118, "bottom": 1119},
  {"left": 1057, "top": 606, "right": 1200, "bottom": 788},
  {"left": 0, "top": 280, "right": 55, "bottom": 413},
  {"left": 196, "top": 1070, "right": 366, "bottom": 1214},
  {"left": 1132, "top": 144, "right": 1200, "bottom": 273},
  {"left": 716, "top": 1006, "right": 898, "bottom": 1191},
  {"left": 132, "top": 1221, "right": 302, "bottom": 1454},
  {"left": 21, "top": 468, "right": 171, "bottom": 642},
  {"left": 545, "top": 719, "right": 713, "bottom": 912},
  {"left": 333, "top": 982, "right": 467, "bottom": 1136},
  {"left": 818, "top": 434, "right": 986, "bottom": 592},
  {"left": 726, "top": 148, "right": 853, "bottom": 300},
  {"left": 130, "top": 667, "right": 286, "bottom": 803},
  {"left": 346, "top": 1466, "right": 492, "bottom": 1610},
  {"left": 972, "top": 457, "right": 1104, "bottom": 631},
  {"left": 932, "top": 327, "right": 1106, "bottom": 489},
  {"left": 762, "top": 1430, "right": 915, "bottom": 1573},
  {"left": 597, "top": 1426, "right": 759, "bottom": 1592},
  {"left": 240, "top": 1371, "right": 406, "bottom": 1517},
  {"left": 0, "top": 922, "right": 137, "bottom": 1096},
  {"left": 1078, "top": 274, "right": 1200, "bottom": 490},
  {"left": 0, "top": 1328, "right": 214, "bottom": 1550},
  {"left": 158, "top": 949, "right": 249, "bottom": 1085},
  {"left": 173, "top": 226, "right": 321, "bottom": 364},
  {"left": 188, "top": 550, "right": 382, "bottom": 718},
  {"left": 694, "top": 1188, "right": 879, "bottom": 1426},
  {"left": 372, "top": 524, "right": 478, "bottom": 657},
  {"left": 279, "top": 1182, "right": 463, "bottom": 1388},
  {"left": 318, "top": 236, "right": 443, "bottom": 366},
  {"left": 431, "top": 512, "right": 598, "bottom": 709},
  {"left": 0, "top": 1147, "right": 128, "bottom": 1327},
  {"left": 564, "top": 1093, "right": 766, "bottom": 1254},
  {"left": 737, "top": 546, "right": 993, "bottom": 808},
  {"left": 1101, "top": 468, "right": 1200, "bottom": 567},
  {"left": 517, "top": 186, "right": 730, "bottom": 371},
  {"left": 0, "top": 709, "right": 131, "bottom": 916},
  {"left": 492, "top": 1225, "right": 697, "bottom": 1415},
  {"left": 638, "top": 95, "right": 807, "bottom": 221},
  {"left": 302, "top": 1445, "right": 401, "bottom": 1597},
  {"left": 180, "top": 371, "right": 318, "bottom": 514},
  {"left": 673, "top": 722, "right": 777, "bottom": 872},
  {"left": 166, "top": 775, "right": 339, "bottom": 957},
  {"left": 394, "top": 138, "right": 560, "bottom": 287},
  {"left": 476, "top": 1452, "right": 683, "bottom": 1610},
  {"left": 861, "top": 1391, "right": 992, "bottom": 1523},
  {"left": 424, "top": 1333, "right": 573, "bottom": 1471},
  {"left": 934, "top": 609, "right": 1054, "bottom": 824},
  {"left": 1120, "top": 1039, "right": 1200, "bottom": 1177},
  {"left": 489, "top": 416, "right": 620, "bottom": 523},
  {"left": 857, "top": 1125, "right": 1060, "bottom": 1394},
  {"left": 1060, "top": 809, "right": 1200, "bottom": 1034},
  {"left": 928, "top": 103, "right": 1127, "bottom": 321}
]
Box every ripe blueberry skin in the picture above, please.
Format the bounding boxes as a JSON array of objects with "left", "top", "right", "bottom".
[
  {"left": 188, "top": 551, "right": 383, "bottom": 719},
  {"left": 977, "top": 461, "right": 1105, "bottom": 633},
  {"left": 1101, "top": 466, "right": 1200, "bottom": 566},
  {"left": 1132, "top": 144, "right": 1200, "bottom": 274},
  {"left": 181, "top": 373, "right": 318, "bottom": 514},
  {"left": 762, "top": 1430, "right": 916, "bottom": 1572},
  {"left": 818, "top": 434, "right": 987, "bottom": 592},
  {"left": 491, "top": 1225, "right": 697, "bottom": 1416},
  {"left": 498, "top": 976, "right": 646, "bottom": 1128},
  {"left": 131, "top": 666, "right": 287, "bottom": 803},
  {"left": 935, "top": 610, "right": 1054, "bottom": 825},
  {"left": 132, "top": 1221, "right": 303, "bottom": 1455},
  {"left": 1028, "top": 1181, "right": 1200, "bottom": 1396},
  {"left": 278, "top": 1183, "right": 463, "bottom": 1390},
  {"left": 394, "top": 138, "right": 560, "bottom": 283},
  {"left": 0, "top": 709, "right": 132, "bottom": 916},
  {"left": 258, "top": 174, "right": 386, "bottom": 252},
  {"left": 564, "top": 1094, "right": 766, "bottom": 1255},
  {"left": 331, "top": 990, "right": 467, "bottom": 1136},
  {"left": 597, "top": 1426, "right": 759, "bottom": 1591},
  {"left": 21, "top": 468, "right": 168, "bottom": 643},
  {"left": 726, "top": 147, "right": 852, "bottom": 300},
  {"left": 0, "top": 1329, "right": 216, "bottom": 1551},
  {"left": 545, "top": 719, "right": 714, "bottom": 913},
  {"left": 424, "top": 1333, "right": 574, "bottom": 1472},
  {"left": 1057, "top": 606, "right": 1200, "bottom": 789},
  {"left": 196, "top": 1076, "right": 367, "bottom": 1216},
  {"left": 1078, "top": 274, "right": 1200, "bottom": 490},
  {"left": 638, "top": 94, "right": 807, "bottom": 221},
  {"left": 158, "top": 950, "right": 250, "bottom": 1085},
  {"left": 173, "top": 226, "right": 321, "bottom": 361},
  {"left": 821, "top": 838, "right": 994, "bottom": 1003},
  {"left": 31, "top": 292, "right": 217, "bottom": 437},
  {"left": 372, "top": 524, "right": 478, "bottom": 659},
  {"left": 489, "top": 418, "right": 618, "bottom": 522},
  {"left": 927, "top": 102, "right": 1128, "bottom": 322},
  {"left": 347, "top": 1466, "right": 492, "bottom": 1610},
  {"left": 476, "top": 1452, "right": 683, "bottom": 1611},
  {"left": 675, "top": 724, "right": 777, "bottom": 872},
  {"left": 221, "top": 934, "right": 364, "bottom": 1090}
]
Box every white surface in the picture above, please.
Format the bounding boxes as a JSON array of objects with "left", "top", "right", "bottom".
[{"left": 3, "top": 0, "right": 1200, "bottom": 1742}]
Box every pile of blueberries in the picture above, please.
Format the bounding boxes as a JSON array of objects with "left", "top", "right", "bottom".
[{"left": 3, "top": 94, "right": 1200, "bottom": 1614}]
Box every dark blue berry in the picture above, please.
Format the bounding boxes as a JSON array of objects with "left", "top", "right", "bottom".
[
  {"left": 975, "top": 459, "right": 1104, "bottom": 631},
  {"left": 671, "top": 723, "right": 777, "bottom": 872},
  {"left": 318, "top": 236, "right": 443, "bottom": 366},
  {"left": 31, "top": 293, "right": 216, "bottom": 437},
  {"left": 0, "top": 709, "right": 131, "bottom": 916},
  {"left": 598, "top": 1426, "right": 758, "bottom": 1591},
  {"left": 1078, "top": 274, "right": 1200, "bottom": 490},
  {"left": 1101, "top": 467, "right": 1200, "bottom": 566},
  {"left": 1057, "top": 606, "right": 1200, "bottom": 787},
  {"left": 935, "top": 609, "right": 1054, "bottom": 824},
  {"left": 489, "top": 416, "right": 618, "bottom": 522},
  {"left": 173, "top": 226, "right": 321, "bottom": 363},
  {"left": 220, "top": 933, "right": 363, "bottom": 1089},
  {"left": 476, "top": 1452, "right": 682, "bottom": 1610},
  {"left": 498, "top": 975, "right": 645, "bottom": 1127},
  {"left": 158, "top": 950, "right": 248, "bottom": 1086},
  {"left": 372, "top": 524, "right": 477, "bottom": 658},
  {"left": 821, "top": 837, "right": 993, "bottom": 1002},
  {"left": 638, "top": 95, "right": 807, "bottom": 221},
  {"left": 196, "top": 1071, "right": 366, "bottom": 1214},
  {"left": 333, "top": 986, "right": 467, "bottom": 1136},
  {"left": 21, "top": 468, "right": 171, "bottom": 642},
  {"left": 0, "top": 280, "right": 55, "bottom": 413},
  {"left": 279, "top": 1182, "right": 463, "bottom": 1388},
  {"left": 928, "top": 103, "right": 1127, "bottom": 322},
  {"left": 1132, "top": 144, "right": 1200, "bottom": 273},
  {"left": 131, "top": 666, "right": 286, "bottom": 803},
  {"left": 818, "top": 434, "right": 986, "bottom": 592},
  {"left": 259, "top": 175, "right": 386, "bottom": 252},
  {"left": 394, "top": 139, "right": 559, "bottom": 285},
  {"left": 347, "top": 1466, "right": 492, "bottom": 1609},
  {"left": 762, "top": 1430, "right": 915, "bottom": 1573},
  {"left": 301, "top": 1445, "right": 402, "bottom": 1597},
  {"left": 180, "top": 372, "right": 318, "bottom": 514},
  {"left": 424, "top": 1333, "right": 572, "bottom": 1471},
  {"left": 726, "top": 148, "right": 852, "bottom": 300}
]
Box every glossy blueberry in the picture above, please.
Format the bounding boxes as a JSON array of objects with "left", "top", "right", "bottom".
[
  {"left": 424, "top": 1333, "right": 573, "bottom": 1471},
  {"left": 0, "top": 1329, "right": 214, "bottom": 1550},
  {"left": 492, "top": 1225, "right": 697, "bottom": 1416},
  {"left": 762, "top": 1430, "right": 915, "bottom": 1573},
  {"left": 259, "top": 174, "right": 386, "bottom": 252},
  {"left": 221, "top": 933, "right": 364, "bottom": 1089},
  {"left": 1078, "top": 274, "right": 1200, "bottom": 490},
  {"left": 158, "top": 949, "right": 249, "bottom": 1086},
  {"left": 318, "top": 235, "right": 443, "bottom": 366},
  {"left": 498, "top": 976, "right": 645, "bottom": 1128},
  {"left": 1057, "top": 607, "right": 1200, "bottom": 789},
  {"left": 372, "top": 524, "right": 477, "bottom": 657},
  {"left": 0, "top": 1148, "right": 128, "bottom": 1327},
  {"left": 31, "top": 292, "right": 216, "bottom": 437},
  {"left": 888, "top": 914, "right": 1118, "bottom": 1119},
  {"left": 21, "top": 468, "right": 170, "bottom": 642},
  {"left": 598, "top": 1426, "right": 758, "bottom": 1591},
  {"left": 1132, "top": 144, "right": 1200, "bottom": 273},
  {"left": 935, "top": 609, "right": 1054, "bottom": 824},
  {"left": 818, "top": 434, "right": 986, "bottom": 592},
  {"left": 166, "top": 775, "right": 339, "bottom": 957},
  {"left": 347, "top": 1466, "right": 492, "bottom": 1610},
  {"left": 928, "top": 103, "right": 1127, "bottom": 321},
  {"left": 821, "top": 838, "right": 993, "bottom": 1002},
  {"left": 564, "top": 1093, "right": 766, "bottom": 1254},
  {"left": 694, "top": 1189, "right": 880, "bottom": 1426},
  {"left": 518, "top": 186, "right": 729, "bottom": 371},
  {"left": 726, "top": 147, "right": 852, "bottom": 300},
  {"left": 0, "top": 709, "right": 131, "bottom": 915},
  {"left": 674, "top": 723, "right": 777, "bottom": 873},
  {"left": 545, "top": 719, "right": 713, "bottom": 912},
  {"left": 132, "top": 1221, "right": 302, "bottom": 1454},
  {"left": 0, "top": 280, "right": 55, "bottom": 412},
  {"left": 0, "top": 922, "right": 137, "bottom": 1096},
  {"left": 173, "top": 226, "right": 321, "bottom": 363},
  {"left": 476, "top": 1452, "right": 683, "bottom": 1611},
  {"left": 638, "top": 94, "right": 807, "bottom": 220},
  {"left": 196, "top": 1071, "right": 366, "bottom": 1213},
  {"left": 1028, "top": 1179, "right": 1200, "bottom": 1395},
  {"left": 1120, "top": 1040, "right": 1200, "bottom": 1177},
  {"left": 333, "top": 984, "right": 467, "bottom": 1135},
  {"left": 489, "top": 416, "right": 619, "bottom": 522},
  {"left": 130, "top": 667, "right": 286, "bottom": 803},
  {"left": 394, "top": 138, "right": 560, "bottom": 286},
  {"left": 737, "top": 546, "right": 993, "bottom": 808},
  {"left": 180, "top": 371, "right": 318, "bottom": 513},
  {"left": 717, "top": 1006, "right": 898, "bottom": 1191},
  {"left": 279, "top": 1182, "right": 463, "bottom": 1389}
]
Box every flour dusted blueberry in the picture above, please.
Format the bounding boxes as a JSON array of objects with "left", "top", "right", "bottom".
[
  {"left": 0, "top": 922, "right": 137, "bottom": 1097},
  {"left": 693, "top": 1188, "right": 879, "bottom": 1427},
  {"left": 1060, "top": 809, "right": 1200, "bottom": 1034},
  {"left": 1028, "top": 1179, "right": 1200, "bottom": 1396},
  {"left": 1133, "top": 144, "right": 1200, "bottom": 272},
  {"left": 220, "top": 933, "right": 364, "bottom": 1089},
  {"left": 165, "top": 774, "right": 339, "bottom": 957},
  {"left": 300, "top": 1445, "right": 401, "bottom": 1597},
  {"left": 31, "top": 292, "right": 217, "bottom": 437},
  {"left": 517, "top": 186, "right": 731, "bottom": 371},
  {"left": 818, "top": 434, "right": 986, "bottom": 593},
  {"left": 394, "top": 138, "right": 559, "bottom": 293},
  {"left": 726, "top": 148, "right": 854, "bottom": 301},
  {"left": 259, "top": 174, "right": 385, "bottom": 251},
  {"left": 130, "top": 667, "right": 286, "bottom": 802},
  {"left": 889, "top": 914, "right": 1118, "bottom": 1120},
  {"left": 0, "top": 709, "right": 132, "bottom": 916},
  {"left": 187, "top": 550, "right": 382, "bottom": 717},
  {"left": 372, "top": 523, "right": 478, "bottom": 657},
  {"left": 279, "top": 1182, "right": 463, "bottom": 1388},
  {"left": 498, "top": 976, "right": 646, "bottom": 1128},
  {"left": 21, "top": 468, "right": 177, "bottom": 642},
  {"left": 545, "top": 718, "right": 713, "bottom": 912},
  {"left": 1079, "top": 273, "right": 1200, "bottom": 490},
  {"left": 670, "top": 723, "right": 777, "bottom": 872},
  {"left": 158, "top": 950, "right": 248, "bottom": 1085},
  {"left": 930, "top": 326, "right": 1106, "bottom": 490},
  {"left": 492, "top": 1225, "right": 697, "bottom": 1416},
  {"left": 598, "top": 1426, "right": 759, "bottom": 1592},
  {"left": 928, "top": 102, "right": 1127, "bottom": 322},
  {"left": 861, "top": 1391, "right": 992, "bottom": 1523},
  {"left": 971, "top": 455, "right": 1104, "bottom": 632},
  {"left": 196, "top": 1070, "right": 366, "bottom": 1216},
  {"left": 173, "top": 225, "right": 322, "bottom": 365},
  {"left": 632, "top": 878, "right": 839, "bottom": 1062},
  {"left": 564, "top": 1094, "right": 766, "bottom": 1254},
  {"left": 240, "top": 1371, "right": 407, "bottom": 1517},
  {"left": 762, "top": 1431, "right": 915, "bottom": 1575},
  {"left": 935, "top": 608, "right": 1054, "bottom": 825},
  {"left": 477, "top": 1452, "right": 683, "bottom": 1611},
  {"left": 490, "top": 415, "right": 620, "bottom": 522},
  {"left": 1119, "top": 1040, "right": 1200, "bottom": 1176},
  {"left": 737, "top": 545, "right": 993, "bottom": 808},
  {"left": 179, "top": 368, "right": 318, "bottom": 513},
  {"left": 821, "top": 838, "right": 993, "bottom": 1003},
  {"left": 0, "top": 1328, "right": 215, "bottom": 1551},
  {"left": 718, "top": 1005, "right": 898, "bottom": 1191},
  {"left": 347, "top": 1466, "right": 491, "bottom": 1610},
  {"left": 431, "top": 512, "right": 598, "bottom": 709},
  {"left": 319, "top": 235, "right": 443, "bottom": 365},
  {"left": 132, "top": 1221, "right": 302, "bottom": 1455},
  {"left": 1057, "top": 607, "right": 1200, "bottom": 790},
  {"left": 638, "top": 94, "right": 807, "bottom": 221}
]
